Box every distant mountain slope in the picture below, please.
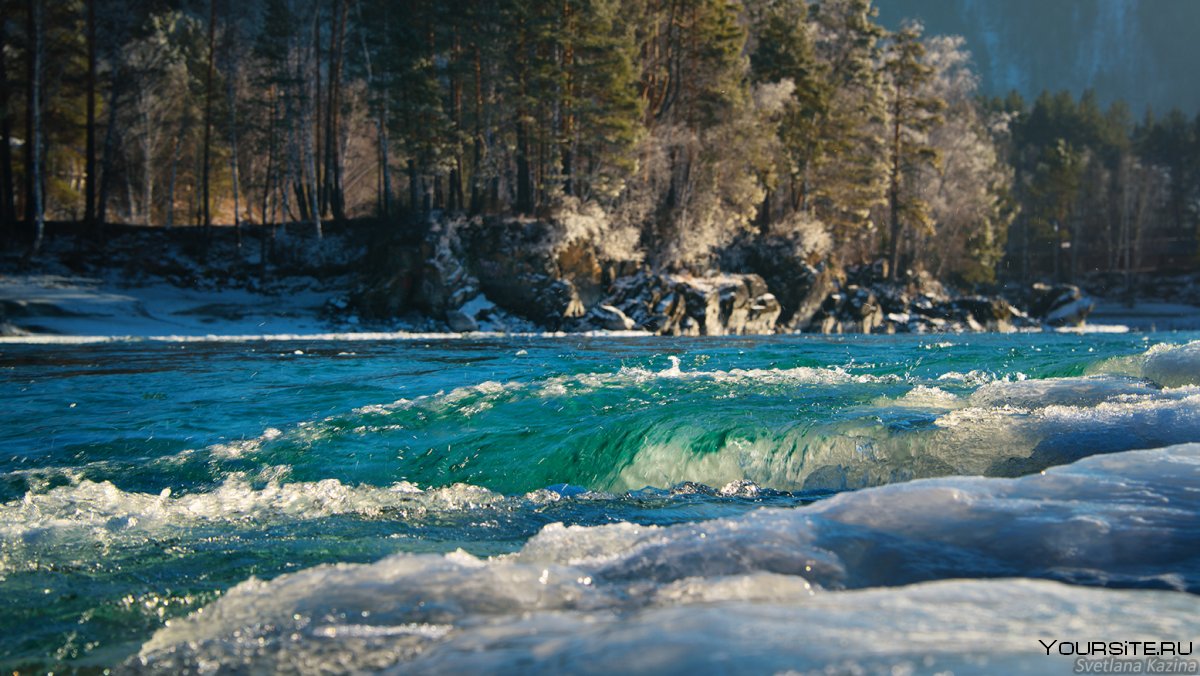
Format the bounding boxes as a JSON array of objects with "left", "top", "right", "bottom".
[{"left": 875, "top": 0, "right": 1200, "bottom": 114}]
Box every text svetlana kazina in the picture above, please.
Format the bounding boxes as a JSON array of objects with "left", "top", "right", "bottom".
[{"left": 1072, "top": 657, "right": 1199, "bottom": 674}]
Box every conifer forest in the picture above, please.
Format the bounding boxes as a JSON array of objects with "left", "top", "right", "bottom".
[{"left": 1, "top": 0, "right": 1198, "bottom": 288}]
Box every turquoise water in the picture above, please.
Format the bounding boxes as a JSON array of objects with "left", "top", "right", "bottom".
[{"left": 1, "top": 333, "right": 1198, "bottom": 672}]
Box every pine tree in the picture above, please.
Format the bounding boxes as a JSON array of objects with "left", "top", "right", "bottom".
[
  {"left": 746, "top": 0, "right": 822, "bottom": 229},
  {"left": 639, "top": 0, "right": 761, "bottom": 267},
  {"left": 881, "top": 21, "right": 944, "bottom": 279},
  {"left": 805, "top": 0, "right": 887, "bottom": 257},
  {"left": 26, "top": 0, "right": 44, "bottom": 251},
  {"left": 557, "top": 0, "right": 643, "bottom": 203}
]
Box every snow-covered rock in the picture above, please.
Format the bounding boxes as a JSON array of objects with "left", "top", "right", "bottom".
[{"left": 593, "top": 272, "right": 781, "bottom": 336}]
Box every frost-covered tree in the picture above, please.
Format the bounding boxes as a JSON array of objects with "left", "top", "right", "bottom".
[
  {"left": 124, "top": 15, "right": 190, "bottom": 226},
  {"left": 880, "top": 21, "right": 944, "bottom": 280},
  {"left": 624, "top": 0, "right": 766, "bottom": 269},
  {"left": 913, "top": 35, "right": 1013, "bottom": 285}
]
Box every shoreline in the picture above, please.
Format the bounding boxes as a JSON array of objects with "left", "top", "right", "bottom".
[
  {"left": 4, "top": 271, "right": 1198, "bottom": 342},
  {"left": 4, "top": 227, "right": 1199, "bottom": 340}
]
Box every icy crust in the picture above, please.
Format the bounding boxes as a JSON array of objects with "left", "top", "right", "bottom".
[
  {"left": 399, "top": 582, "right": 1198, "bottom": 676},
  {"left": 134, "top": 445, "right": 1200, "bottom": 673},
  {"left": 1089, "top": 339, "right": 1200, "bottom": 388}
]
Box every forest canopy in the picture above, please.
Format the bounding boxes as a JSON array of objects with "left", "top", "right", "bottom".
[{"left": 0, "top": 0, "right": 1197, "bottom": 286}]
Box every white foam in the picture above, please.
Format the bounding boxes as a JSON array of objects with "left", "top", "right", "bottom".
[
  {"left": 968, "top": 375, "right": 1159, "bottom": 408},
  {"left": 877, "top": 385, "right": 962, "bottom": 409},
  {"left": 0, "top": 476, "right": 504, "bottom": 550},
  {"left": 1054, "top": 323, "right": 1131, "bottom": 334}
]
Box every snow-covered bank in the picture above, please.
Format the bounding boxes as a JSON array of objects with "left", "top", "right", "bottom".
[
  {"left": 0, "top": 224, "right": 406, "bottom": 339},
  {"left": 0, "top": 273, "right": 358, "bottom": 338},
  {"left": 7, "top": 271, "right": 1198, "bottom": 341},
  {"left": 4, "top": 224, "right": 1199, "bottom": 340},
  {"left": 1089, "top": 299, "right": 1200, "bottom": 332}
]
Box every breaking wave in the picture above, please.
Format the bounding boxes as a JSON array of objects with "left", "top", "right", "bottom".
[{"left": 136, "top": 341, "right": 1200, "bottom": 492}]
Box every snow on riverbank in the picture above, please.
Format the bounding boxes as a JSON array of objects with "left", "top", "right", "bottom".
[
  {"left": 0, "top": 272, "right": 354, "bottom": 339},
  {"left": 4, "top": 267, "right": 1200, "bottom": 342},
  {"left": 0, "top": 273, "right": 648, "bottom": 343},
  {"left": 1089, "top": 299, "right": 1200, "bottom": 331}
]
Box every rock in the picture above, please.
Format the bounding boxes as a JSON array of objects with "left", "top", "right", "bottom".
[
  {"left": 419, "top": 228, "right": 481, "bottom": 316},
  {"left": 1044, "top": 296, "right": 1095, "bottom": 327},
  {"left": 719, "top": 235, "right": 837, "bottom": 331},
  {"left": 594, "top": 271, "right": 780, "bottom": 336},
  {"left": 350, "top": 241, "right": 425, "bottom": 319},
  {"left": 747, "top": 292, "right": 783, "bottom": 334},
  {"left": 1026, "top": 283, "right": 1095, "bottom": 327},
  {"left": 446, "top": 309, "right": 479, "bottom": 332},
  {"left": 801, "top": 260, "right": 1029, "bottom": 335},
  {"left": 954, "top": 296, "right": 1018, "bottom": 332},
  {"left": 593, "top": 304, "right": 636, "bottom": 331},
  {"left": 462, "top": 218, "right": 602, "bottom": 328}
]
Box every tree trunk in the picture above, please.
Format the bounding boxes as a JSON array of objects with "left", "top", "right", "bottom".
[
  {"left": 313, "top": 6, "right": 324, "bottom": 216},
  {"left": 560, "top": 0, "right": 574, "bottom": 197},
  {"left": 887, "top": 94, "right": 902, "bottom": 281},
  {"left": 469, "top": 34, "right": 484, "bottom": 215},
  {"left": 26, "top": 0, "right": 44, "bottom": 253},
  {"left": 379, "top": 119, "right": 390, "bottom": 217},
  {"left": 85, "top": 0, "right": 97, "bottom": 229},
  {"left": 201, "top": 0, "right": 218, "bottom": 239},
  {"left": 304, "top": 123, "right": 322, "bottom": 239},
  {"left": 514, "top": 22, "right": 533, "bottom": 216},
  {"left": 408, "top": 159, "right": 419, "bottom": 216},
  {"left": 228, "top": 77, "right": 241, "bottom": 248},
  {"left": 261, "top": 87, "right": 277, "bottom": 228},
  {"left": 0, "top": 23, "right": 16, "bottom": 236},
  {"left": 516, "top": 118, "right": 532, "bottom": 215},
  {"left": 448, "top": 25, "right": 464, "bottom": 213},
  {"left": 323, "top": 0, "right": 347, "bottom": 222},
  {"left": 165, "top": 110, "right": 188, "bottom": 229},
  {"left": 142, "top": 107, "right": 154, "bottom": 225},
  {"left": 757, "top": 188, "right": 771, "bottom": 234},
  {"left": 97, "top": 65, "right": 122, "bottom": 232}
]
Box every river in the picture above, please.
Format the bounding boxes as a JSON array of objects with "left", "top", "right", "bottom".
[{"left": 1, "top": 332, "right": 1197, "bottom": 672}]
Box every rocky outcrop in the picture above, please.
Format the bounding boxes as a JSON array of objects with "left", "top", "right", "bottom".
[
  {"left": 799, "top": 262, "right": 1033, "bottom": 334},
  {"left": 588, "top": 271, "right": 781, "bottom": 336},
  {"left": 355, "top": 215, "right": 1093, "bottom": 335},
  {"left": 351, "top": 241, "right": 426, "bottom": 319},
  {"left": 720, "top": 234, "right": 837, "bottom": 331},
  {"left": 354, "top": 215, "right": 613, "bottom": 330},
  {"left": 1025, "top": 283, "right": 1095, "bottom": 327},
  {"left": 588, "top": 304, "right": 637, "bottom": 331},
  {"left": 460, "top": 219, "right": 602, "bottom": 328}
]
